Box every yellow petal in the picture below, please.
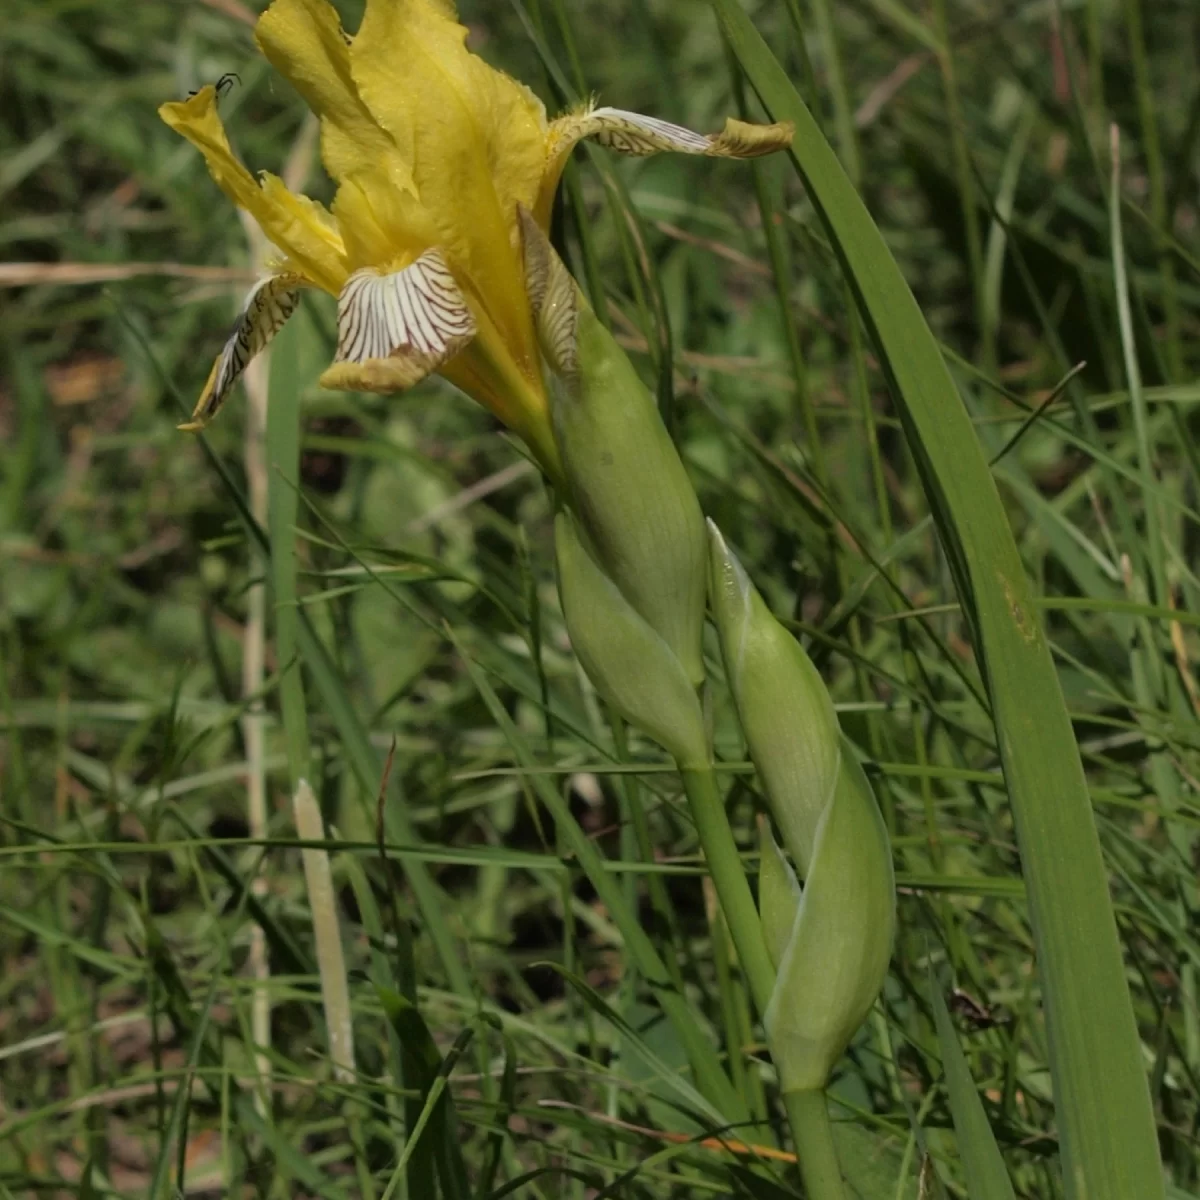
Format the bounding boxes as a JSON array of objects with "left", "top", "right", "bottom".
[
  {"left": 536, "top": 105, "right": 795, "bottom": 226},
  {"left": 320, "top": 354, "right": 445, "bottom": 393},
  {"left": 158, "top": 87, "right": 347, "bottom": 292},
  {"left": 180, "top": 273, "right": 306, "bottom": 431},
  {"left": 349, "top": 0, "right": 545, "bottom": 366},
  {"left": 331, "top": 172, "right": 436, "bottom": 273},
  {"left": 255, "top": 0, "right": 416, "bottom": 198},
  {"left": 320, "top": 250, "right": 475, "bottom": 391}
]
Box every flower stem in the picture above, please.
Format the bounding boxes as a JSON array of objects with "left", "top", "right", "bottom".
[
  {"left": 784, "top": 1089, "right": 850, "bottom": 1200},
  {"left": 678, "top": 764, "right": 777, "bottom": 1017},
  {"left": 679, "top": 764, "right": 849, "bottom": 1194}
]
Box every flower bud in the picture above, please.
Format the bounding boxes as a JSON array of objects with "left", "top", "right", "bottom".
[
  {"left": 710, "top": 521, "right": 894, "bottom": 1093},
  {"left": 707, "top": 521, "right": 838, "bottom": 875},
  {"left": 758, "top": 817, "right": 801, "bottom": 969},
  {"left": 522, "top": 209, "right": 708, "bottom": 688},
  {"left": 555, "top": 509, "right": 707, "bottom": 766},
  {"left": 764, "top": 746, "right": 894, "bottom": 1091}
]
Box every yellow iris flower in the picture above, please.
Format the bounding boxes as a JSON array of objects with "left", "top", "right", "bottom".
[{"left": 160, "top": 0, "right": 792, "bottom": 475}]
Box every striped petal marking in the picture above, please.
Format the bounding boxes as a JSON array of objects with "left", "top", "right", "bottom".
[
  {"left": 329, "top": 249, "right": 476, "bottom": 390},
  {"left": 181, "top": 273, "right": 302, "bottom": 430},
  {"left": 551, "top": 106, "right": 794, "bottom": 161},
  {"left": 518, "top": 205, "right": 578, "bottom": 380}
]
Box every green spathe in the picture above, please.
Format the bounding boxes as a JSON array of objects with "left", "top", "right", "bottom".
[
  {"left": 551, "top": 305, "right": 708, "bottom": 688},
  {"left": 708, "top": 520, "right": 838, "bottom": 874},
  {"left": 758, "top": 818, "right": 801, "bottom": 969},
  {"left": 554, "top": 509, "right": 707, "bottom": 766},
  {"left": 763, "top": 746, "right": 894, "bottom": 1092},
  {"left": 709, "top": 520, "right": 894, "bottom": 1092}
]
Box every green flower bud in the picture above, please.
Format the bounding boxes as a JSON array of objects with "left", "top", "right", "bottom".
[
  {"left": 709, "top": 521, "right": 895, "bottom": 1093},
  {"left": 521, "top": 208, "right": 707, "bottom": 688},
  {"left": 758, "top": 817, "right": 801, "bottom": 970},
  {"left": 555, "top": 509, "right": 707, "bottom": 765},
  {"left": 708, "top": 520, "right": 838, "bottom": 875},
  {"left": 764, "top": 746, "right": 894, "bottom": 1091}
]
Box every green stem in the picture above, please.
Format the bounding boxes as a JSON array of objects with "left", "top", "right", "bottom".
[
  {"left": 784, "top": 1090, "right": 850, "bottom": 1200},
  {"left": 678, "top": 764, "right": 776, "bottom": 1017},
  {"left": 680, "top": 763, "right": 850, "bottom": 1189}
]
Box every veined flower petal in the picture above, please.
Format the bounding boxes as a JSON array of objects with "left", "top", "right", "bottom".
[
  {"left": 349, "top": 0, "right": 544, "bottom": 368},
  {"left": 159, "top": 87, "right": 347, "bottom": 293},
  {"left": 518, "top": 205, "right": 578, "bottom": 379},
  {"left": 535, "top": 105, "right": 795, "bottom": 226},
  {"left": 319, "top": 249, "right": 476, "bottom": 393},
  {"left": 180, "top": 273, "right": 306, "bottom": 431}
]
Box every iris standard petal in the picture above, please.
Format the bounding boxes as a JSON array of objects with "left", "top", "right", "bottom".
[
  {"left": 255, "top": 0, "right": 416, "bottom": 196},
  {"left": 349, "top": 0, "right": 544, "bottom": 364},
  {"left": 158, "top": 87, "right": 347, "bottom": 292},
  {"left": 536, "top": 104, "right": 795, "bottom": 227}
]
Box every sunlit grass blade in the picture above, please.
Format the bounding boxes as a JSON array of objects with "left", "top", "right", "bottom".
[{"left": 711, "top": 3, "right": 1163, "bottom": 1196}]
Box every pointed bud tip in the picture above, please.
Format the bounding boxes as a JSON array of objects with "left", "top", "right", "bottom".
[{"left": 706, "top": 519, "right": 752, "bottom": 611}]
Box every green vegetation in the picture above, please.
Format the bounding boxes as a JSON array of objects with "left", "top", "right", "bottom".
[{"left": 2, "top": 0, "right": 1197, "bottom": 1196}]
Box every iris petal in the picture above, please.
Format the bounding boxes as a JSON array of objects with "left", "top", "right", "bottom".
[
  {"left": 320, "top": 249, "right": 476, "bottom": 393},
  {"left": 536, "top": 105, "right": 795, "bottom": 227},
  {"left": 159, "top": 88, "right": 347, "bottom": 292},
  {"left": 349, "top": 0, "right": 544, "bottom": 368},
  {"left": 180, "top": 273, "right": 307, "bottom": 430},
  {"left": 255, "top": 0, "right": 416, "bottom": 196}
]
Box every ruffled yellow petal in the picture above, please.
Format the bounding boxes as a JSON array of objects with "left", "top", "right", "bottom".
[
  {"left": 158, "top": 87, "right": 347, "bottom": 292},
  {"left": 349, "top": 0, "right": 545, "bottom": 370},
  {"left": 535, "top": 105, "right": 795, "bottom": 227},
  {"left": 255, "top": 0, "right": 416, "bottom": 198}
]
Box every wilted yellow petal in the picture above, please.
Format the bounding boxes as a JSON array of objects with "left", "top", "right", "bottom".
[
  {"left": 349, "top": 0, "right": 545, "bottom": 367},
  {"left": 536, "top": 105, "right": 795, "bottom": 226},
  {"left": 158, "top": 87, "right": 347, "bottom": 292},
  {"left": 255, "top": 0, "right": 416, "bottom": 197}
]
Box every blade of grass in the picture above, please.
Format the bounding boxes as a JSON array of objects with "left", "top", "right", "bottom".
[
  {"left": 712, "top": 5, "right": 1163, "bottom": 1196},
  {"left": 930, "top": 975, "right": 1017, "bottom": 1200},
  {"left": 266, "top": 312, "right": 313, "bottom": 787},
  {"left": 377, "top": 990, "right": 475, "bottom": 1200},
  {"left": 446, "top": 622, "right": 750, "bottom": 1129},
  {"left": 117, "top": 298, "right": 474, "bottom": 1004}
]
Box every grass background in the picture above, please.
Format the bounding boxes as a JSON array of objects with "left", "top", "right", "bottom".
[{"left": 2, "top": 0, "right": 1198, "bottom": 1196}]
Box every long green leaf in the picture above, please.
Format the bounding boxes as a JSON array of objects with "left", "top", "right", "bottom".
[
  {"left": 266, "top": 310, "right": 314, "bottom": 787},
  {"left": 712, "top": 4, "right": 1162, "bottom": 1196}
]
